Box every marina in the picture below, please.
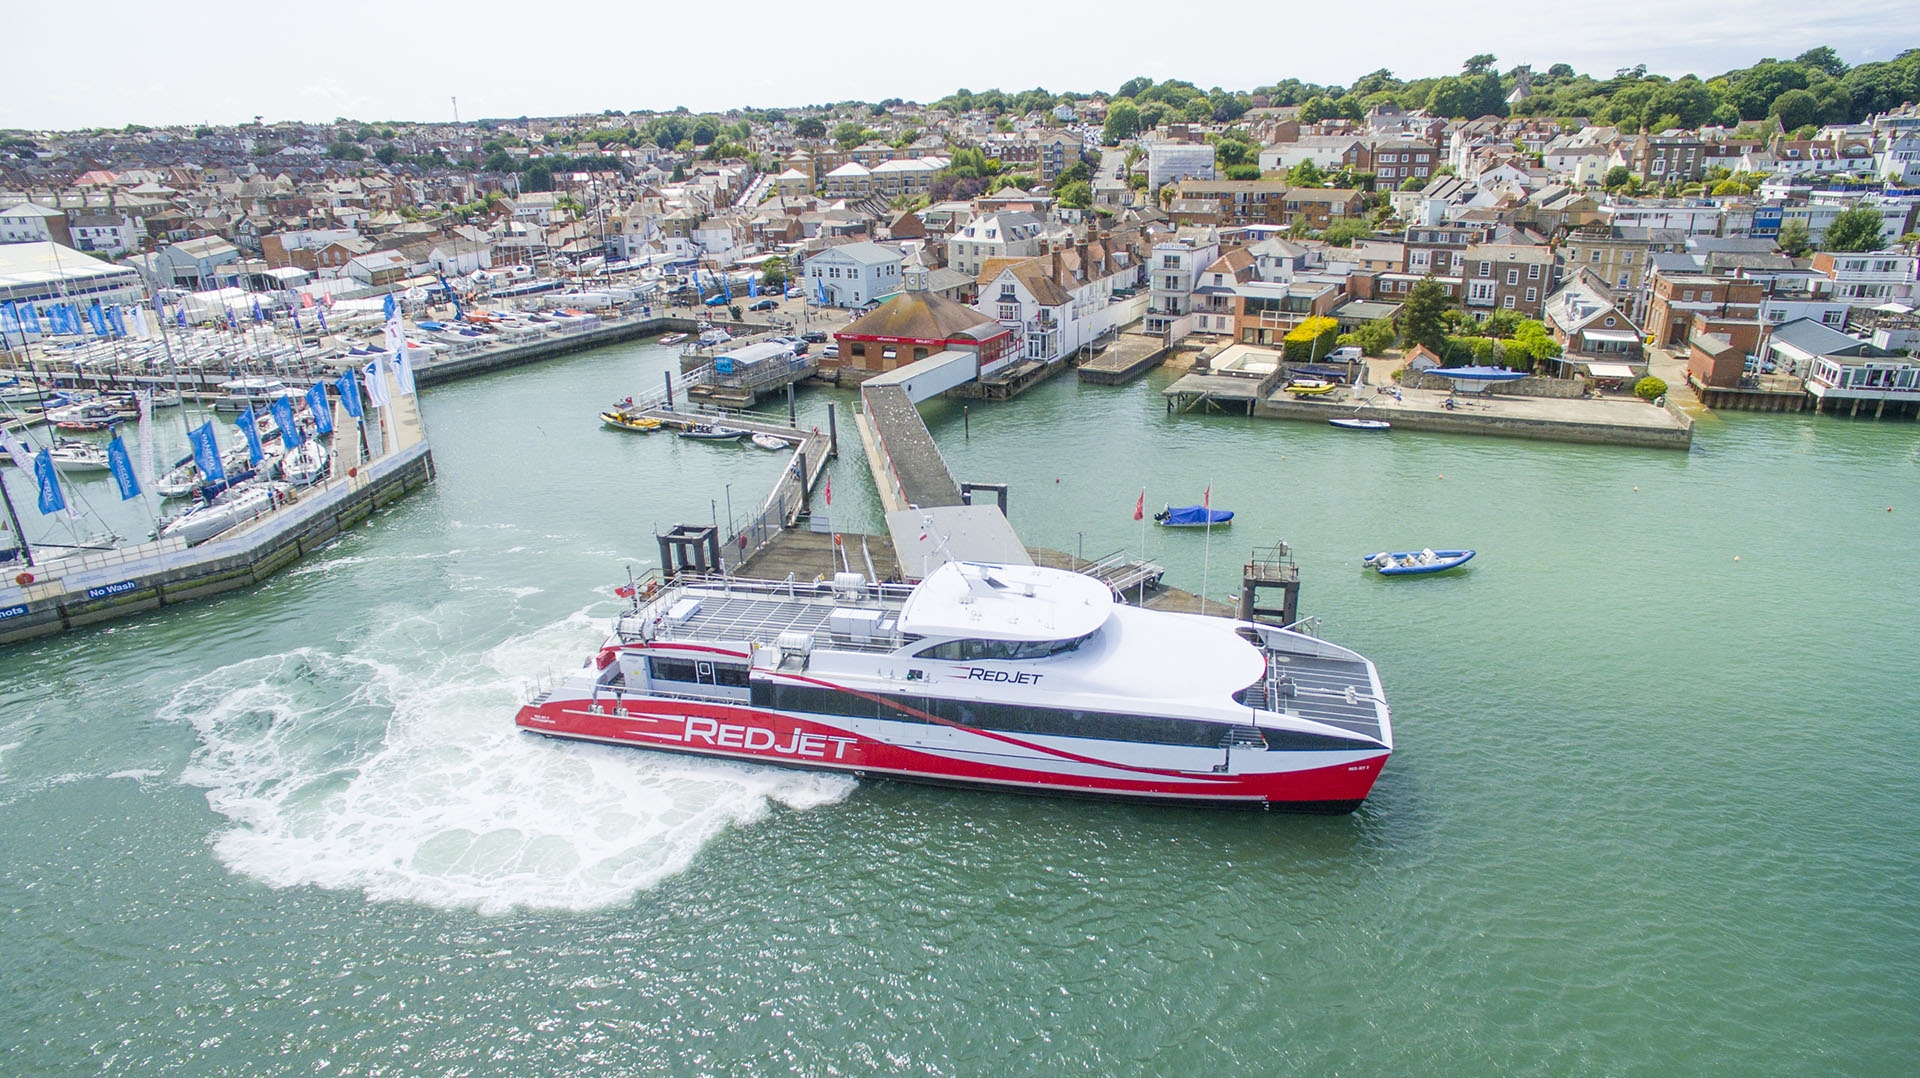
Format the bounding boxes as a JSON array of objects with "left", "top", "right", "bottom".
[{"left": 2, "top": 331, "right": 1917, "bottom": 1074}]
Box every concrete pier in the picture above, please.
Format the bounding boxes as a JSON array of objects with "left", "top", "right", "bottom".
[
  {"left": 0, "top": 439, "right": 434, "bottom": 645},
  {"left": 1077, "top": 330, "right": 1171, "bottom": 385}
]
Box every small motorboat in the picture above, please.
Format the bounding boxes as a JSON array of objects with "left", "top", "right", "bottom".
[
  {"left": 1286, "top": 379, "right": 1339, "bottom": 396},
  {"left": 1329, "top": 417, "right": 1391, "bottom": 431},
  {"left": 601, "top": 410, "right": 663, "bottom": 433},
  {"left": 658, "top": 333, "right": 688, "bottom": 345},
  {"left": 48, "top": 401, "right": 124, "bottom": 431},
  {"left": 46, "top": 439, "right": 112, "bottom": 472},
  {"left": 750, "top": 433, "right": 789, "bottom": 451},
  {"left": 1154, "top": 505, "right": 1233, "bottom": 528},
  {"left": 678, "top": 423, "right": 748, "bottom": 441},
  {"left": 1363, "top": 548, "right": 1475, "bottom": 575}
]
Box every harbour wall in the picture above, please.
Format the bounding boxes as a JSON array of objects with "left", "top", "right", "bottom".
[
  {"left": 1252, "top": 397, "right": 1694, "bottom": 450},
  {"left": 0, "top": 441, "right": 435, "bottom": 646}
]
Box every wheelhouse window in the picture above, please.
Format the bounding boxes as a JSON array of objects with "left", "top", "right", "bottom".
[{"left": 915, "top": 635, "right": 1091, "bottom": 661}]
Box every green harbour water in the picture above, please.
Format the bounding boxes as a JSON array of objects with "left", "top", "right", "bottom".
[{"left": 3, "top": 339, "right": 1917, "bottom": 1074}]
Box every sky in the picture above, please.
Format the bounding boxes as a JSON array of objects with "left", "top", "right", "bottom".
[{"left": 1, "top": 0, "right": 1913, "bottom": 130}]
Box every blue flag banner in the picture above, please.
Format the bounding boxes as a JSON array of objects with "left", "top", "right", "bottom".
[
  {"left": 362, "top": 360, "right": 390, "bottom": 409},
  {"left": 108, "top": 305, "right": 127, "bottom": 338},
  {"left": 749, "top": 276, "right": 758, "bottom": 298},
  {"left": 87, "top": 301, "right": 107, "bottom": 337},
  {"left": 383, "top": 293, "right": 398, "bottom": 322},
  {"left": 175, "top": 305, "right": 187, "bottom": 328},
  {"left": 306, "top": 383, "right": 334, "bottom": 435},
  {"left": 292, "top": 308, "right": 302, "bottom": 331},
  {"left": 317, "top": 306, "right": 328, "bottom": 332},
  {"left": 189, "top": 420, "right": 225, "bottom": 483},
  {"left": 252, "top": 299, "right": 264, "bottom": 322},
  {"left": 0, "top": 300, "right": 16, "bottom": 335},
  {"left": 33, "top": 448, "right": 66, "bottom": 515},
  {"left": 271, "top": 396, "right": 304, "bottom": 449},
  {"left": 236, "top": 407, "right": 265, "bottom": 465},
  {"left": 335, "top": 368, "right": 363, "bottom": 419},
  {"left": 21, "top": 303, "right": 39, "bottom": 333},
  {"left": 106, "top": 435, "right": 140, "bottom": 500},
  {"left": 722, "top": 273, "right": 732, "bottom": 302}
]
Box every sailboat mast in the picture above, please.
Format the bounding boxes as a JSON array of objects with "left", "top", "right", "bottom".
[{"left": 0, "top": 465, "right": 34, "bottom": 567}]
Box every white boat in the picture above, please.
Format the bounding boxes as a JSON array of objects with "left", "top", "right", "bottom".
[
  {"left": 46, "top": 439, "right": 112, "bottom": 472},
  {"left": 517, "top": 562, "right": 1394, "bottom": 812},
  {"left": 160, "top": 482, "right": 291, "bottom": 545},
  {"left": 278, "top": 441, "right": 331, "bottom": 486},
  {"left": 154, "top": 460, "right": 202, "bottom": 499},
  {"left": 750, "top": 432, "right": 789, "bottom": 451},
  {"left": 212, "top": 377, "right": 297, "bottom": 412}
]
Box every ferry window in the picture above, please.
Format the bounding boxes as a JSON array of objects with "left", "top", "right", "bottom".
[
  {"left": 649, "top": 657, "right": 699, "bottom": 682},
  {"left": 915, "top": 641, "right": 967, "bottom": 660}
]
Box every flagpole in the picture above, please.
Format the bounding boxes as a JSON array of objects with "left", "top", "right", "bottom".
[
  {"left": 0, "top": 467, "right": 33, "bottom": 567},
  {"left": 1201, "top": 483, "right": 1212, "bottom": 616}
]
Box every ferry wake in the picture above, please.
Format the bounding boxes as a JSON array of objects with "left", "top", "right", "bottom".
[{"left": 516, "top": 561, "right": 1392, "bottom": 811}]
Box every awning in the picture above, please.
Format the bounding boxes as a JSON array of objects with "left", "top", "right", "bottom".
[
  {"left": 1585, "top": 361, "right": 1638, "bottom": 378},
  {"left": 1582, "top": 328, "right": 1640, "bottom": 344}
]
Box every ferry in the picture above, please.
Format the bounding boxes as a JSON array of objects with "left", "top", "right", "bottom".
[{"left": 516, "top": 561, "right": 1393, "bottom": 811}]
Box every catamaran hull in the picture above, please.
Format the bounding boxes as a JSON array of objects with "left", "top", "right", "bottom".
[{"left": 516, "top": 695, "right": 1388, "bottom": 811}]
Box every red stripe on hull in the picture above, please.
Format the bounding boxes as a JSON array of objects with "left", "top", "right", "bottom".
[{"left": 516, "top": 697, "right": 1387, "bottom": 810}]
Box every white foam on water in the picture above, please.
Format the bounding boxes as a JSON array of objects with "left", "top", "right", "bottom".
[
  {"left": 161, "top": 612, "right": 855, "bottom": 914},
  {"left": 286, "top": 553, "right": 378, "bottom": 578}
]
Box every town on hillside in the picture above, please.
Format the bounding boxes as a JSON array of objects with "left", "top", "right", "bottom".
[{"left": 4, "top": 48, "right": 1920, "bottom": 418}]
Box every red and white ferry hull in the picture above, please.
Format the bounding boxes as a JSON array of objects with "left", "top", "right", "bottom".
[{"left": 516, "top": 691, "right": 1388, "bottom": 812}]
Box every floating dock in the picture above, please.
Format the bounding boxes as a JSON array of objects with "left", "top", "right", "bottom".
[{"left": 1077, "top": 330, "right": 1171, "bottom": 385}]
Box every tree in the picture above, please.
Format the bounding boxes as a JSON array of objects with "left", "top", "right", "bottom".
[
  {"left": 760, "top": 257, "right": 786, "bottom": 289},
  {"left": 1776, "top": 218, "right": 1813, "bottom": 257},
  {"left": 1463, "top": 54, "right": 1498, "bottom": 76},
  {"left": 1634, "top": 376, "right": 1668, "bottom": 402},
  {"left": 1117, "top": 76, "right": 1153, "bottom": 100},
  {"left": 1102, "top": 100, "right": 1141, "bottom": 145},
  {"left": 1056, "top": 180, "right": 1091, "bottom": 208},
  {"left": 1398, "top": 277, "right": 1451, "bottom": 355},
  {"left": 794, "top": 117, "right": 826, "bottom": 138},
  {"left": 1604, "top": 164, "right": 1634, "bottom": 190},
  {"left": 1822, "top": 205, "right": 1888, "bottom": 252},
  {"left": 832, "top": 121, "right": 867, "bottom": 148},
  {"left": 1285, "top": 160, "right": 1325, "bottom": 187},
  {"left": 1321, "top": 218, "right": 1374, "bottom": 246},
  {"left": 1399, "top": 175, "right": 1426, "bottom": 191},
  {"left": 1340, "top": 317, "right": 1397, "bottom": 356},
  {"left": 1509, "top": 320, "right": 1563, "bottom": 370},
  {"left": 1769, "top": 88, "right": 1822, "bottom": 132},
  {"left": 1796, "top": 46, "right": 1849, "bottom": 77},
  {"left": 325, "top": 140, "right": 365, "bottom": 161}
]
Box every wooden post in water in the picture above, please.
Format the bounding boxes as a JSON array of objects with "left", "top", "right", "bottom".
[
  {"left": 826, "top": 403, "right": 838, "bottom": 457},
  {"left": 787, "top": 382, "right": 796, "bottom": 427},
  {"left": 663, "top": 370, "right": 674, "bottom": 410}
]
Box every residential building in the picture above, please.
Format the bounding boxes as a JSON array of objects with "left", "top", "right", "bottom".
[
  {"left": 1402, "top": 223, "right": 1490, "bottom": 278},
  {"left": 68, "top": 212, "right": 144, "bottom": 255},
  {"left": 946, "top": 212, "right": 1045, "bottom": 278},
  {"left": 1144, "top": 227, "right": 1220, "bottom": 335},
  {"left": 1810, "top": 251, "right": 1918, "bottom": 307},
  {"left": 974, "top": 242, "right": 1138, "bottom": 364},
  {"left": 823, "top": 162, "right": 873, "bottom": 198},
  {"left": 804, "top": 240, "right": 902, "bottom": 308},
  {"left": 1766, "top": 317, "right": 1920, "bottom": 414},
  {"left": 1645, "top": 264, "right": 1764, "bottom": 347},
  {"left": 1230, "top": 281, "right": 1340, "bottom": 345},
  {"left": 149, "top": 236, "right": 242, "bottom": 289},
  {"left": 0, "top": 202, "right": 71, "bottom": 246},
  {"left": 1542, "top": 271, "right": 1646, "bottom": 379},
  {"left": 1461, "top": 243, "right": 1554, "bottom": 318},
  {"left": 1555, "top": 226, "right": 1686, "bottom": 320},
  {"left": 1633, "top": 132, "right": 1704, "bottom": 183}
]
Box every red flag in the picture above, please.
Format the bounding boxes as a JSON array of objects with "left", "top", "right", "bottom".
[
  {"left": 1133, "top": 491, "right": 1144, "bottom": 521},
  {"left": 824, "top": 476, "right": 832, "bottom": 506},
  {"left": 1203, "top": 485, "right": 1211, "bottom": 509},
  {"left": 614, "top": 583, "right": 636, "bottom": 598}
]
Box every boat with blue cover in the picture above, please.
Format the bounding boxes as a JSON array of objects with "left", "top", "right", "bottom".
[
  {"left": 1363, "top": 548, "right": 1474, "bottom": 575},
  {"left": 1155, "top": 505, "right": 1233, "bottom": 527}
]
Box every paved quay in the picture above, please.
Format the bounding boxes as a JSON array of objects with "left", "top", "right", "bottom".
[{"left": 1254, "top": 383, "right": 1693, "bottom": 449}]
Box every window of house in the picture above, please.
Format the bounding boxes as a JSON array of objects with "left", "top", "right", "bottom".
[
  {"left": 1506, "top": 268, "right": 1519, "bottom": 286},
  {"left": 1590, "top": 250, "right": 1602, "bottom": 262},
  {"left": 1503, "top": 295, "right": 1516, "bottom": 309},
  {"left": 1682, "top": 289, "right": 1694, "bottom": 302},
  {"left": 1526, "top": 288, "right": 1537, "bottom": 303},
  {"left": 998, "top": 303, "right": 1019, "bottom": 321},
  {"left": 1478, "top": 261, "right": 1491, "bottom": 277}
]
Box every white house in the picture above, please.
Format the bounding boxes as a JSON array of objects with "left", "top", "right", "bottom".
[
  {"left": 804, "top": 240, "right": 902, "bottom": 308},
  {"left": 1145, "top": 227, "right": 1221, "bottom": 335},
  {"left": 945, "top": 211, "right": 1045, "bottom": 278},
  {"left": 68, "top": 212, "right": 143, "bottom": 255},
  {"left": 0, "top": 202, "right": 67, "bottom": 245},
  {"left": 1145, "top": 140, "right": 1216, "bottom": 193},
  {"left": 973, "top": 245, "right": 1141, "bottom": 365}
]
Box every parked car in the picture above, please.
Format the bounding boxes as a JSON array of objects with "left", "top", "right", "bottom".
[
  {"left": 802, "top": 330, "right": 828, "bottom": 343},
  {"left": 703, "top": 295, "right": 729, "bottom": 307},
  {"left": 749, "top": 298, "right": 778, "bottom": 311}
]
